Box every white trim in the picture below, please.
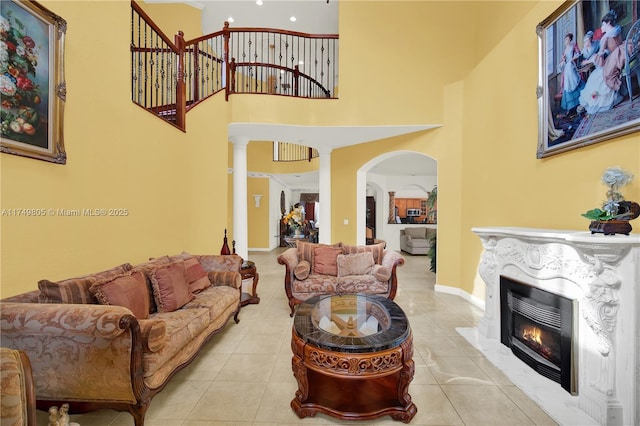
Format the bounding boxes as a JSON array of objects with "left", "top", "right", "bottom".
[{"left": 434, "top": 284, "right": 485, "bottom": 311}]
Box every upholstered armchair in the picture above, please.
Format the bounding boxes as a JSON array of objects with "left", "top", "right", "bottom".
[{"left": 1, "top": 348, "right": 36, "bottom": 426}]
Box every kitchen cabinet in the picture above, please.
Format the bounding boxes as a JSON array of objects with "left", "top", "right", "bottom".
[{"left": 394, "top": 198, "right": 427, "bottom": 221}]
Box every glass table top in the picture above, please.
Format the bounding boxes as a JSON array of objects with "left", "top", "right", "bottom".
[{"left": 293, "top": 294, "right": 410, "bottom": 353}]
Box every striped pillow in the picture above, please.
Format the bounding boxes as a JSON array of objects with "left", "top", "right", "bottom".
[
  {"left": 183, "top": 257, "right": 211, "bottom": 293},
  {"left": 341, "top": 242, "right": 385, "bottom": 265},
  {"left": 336, "top": 252, "right": 374, "bottom": 277},
  {"left": 38, "top": 263, "right": 133, "bottom": 304},
  {"left": 296, "top": 241, "right": 343, "bottom": 270}
]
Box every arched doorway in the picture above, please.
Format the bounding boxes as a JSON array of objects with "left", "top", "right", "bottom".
[{"left": 356, "top": 151, "right": 437, "bottom": 251}]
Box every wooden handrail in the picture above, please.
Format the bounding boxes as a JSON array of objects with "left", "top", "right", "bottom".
[
  {"left": 130, "top": 1, "right": 176, "bottom": 50},
  {"left": 131, "top": 1, "right": 338, "bottom": 129}
]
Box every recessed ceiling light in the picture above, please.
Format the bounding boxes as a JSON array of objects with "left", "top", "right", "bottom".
[
  {"left": 299, "top": 60, "right": 304, "bottom": 65},
  {"left": 256, "top": 0, "right": 263, "bottom": 5},
  {"left": 227, "top": 17, "right": 234, "bottom": 23},
  {"left": 290, "top": 16, "right": 297, "bottom": 22}
]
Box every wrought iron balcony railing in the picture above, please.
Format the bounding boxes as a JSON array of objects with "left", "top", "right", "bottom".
[{"left": 131, "top": 1, "right": 338, "bottom": 131}]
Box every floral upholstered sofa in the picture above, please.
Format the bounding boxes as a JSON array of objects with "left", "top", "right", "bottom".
[
  {"left": 0, "top": 253, "right": 243, "bottom": 426},
  {"left": 277, "top": 241, "right": 404, "bottom": 316}
]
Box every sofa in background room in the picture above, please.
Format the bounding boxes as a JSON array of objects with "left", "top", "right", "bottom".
[{"left": 400, "top": 227, "right": 436, "bottom": 255}]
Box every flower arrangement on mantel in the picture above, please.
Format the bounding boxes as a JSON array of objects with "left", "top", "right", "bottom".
[{"left": 582, "top": 166, "right": 639, "bottom": 235}]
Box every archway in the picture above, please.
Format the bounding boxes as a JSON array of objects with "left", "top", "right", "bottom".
[{"left": 356, "top": 151, "right": 437, "bottom": 250}]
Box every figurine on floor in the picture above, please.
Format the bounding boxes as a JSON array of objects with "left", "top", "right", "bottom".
[{"left": 48, "top": 403, "right": 80, "bottom": 426}]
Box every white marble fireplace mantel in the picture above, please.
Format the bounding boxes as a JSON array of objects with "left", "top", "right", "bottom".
[{"left": 466, "top": 227, "right": 639, "bottom": 426}]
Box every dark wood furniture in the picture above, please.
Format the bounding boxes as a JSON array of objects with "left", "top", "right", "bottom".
[
  {"left": 240, "top": 260, "right": 260, "bottom": 306},
  {"left": 291, "top": 294, "right": 416, "bottom": 423},
  {"left": 283, "top": 235, "right": 309, "bottom": 248}
]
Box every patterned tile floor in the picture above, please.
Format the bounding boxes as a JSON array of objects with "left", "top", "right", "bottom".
[{"left": 38, "top": 248, "right": 558, "bottom": 425}]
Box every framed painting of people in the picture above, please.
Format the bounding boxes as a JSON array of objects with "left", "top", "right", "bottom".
[
  {"left": 537, "top": 0, "right": 640, "bottom": 158},
  {"left": 0, "top": 0, "right": 66, "bottom": 164}
]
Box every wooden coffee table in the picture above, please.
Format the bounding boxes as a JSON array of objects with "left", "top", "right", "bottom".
[{"left": 291, "top": 294, "right": 416, "bottom": 423}]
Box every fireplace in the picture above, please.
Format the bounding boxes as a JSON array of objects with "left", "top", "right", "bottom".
[
  {"left": 499, "top": 276, "right": 577, "bottom": 394},
  {"left": 469, "top": 227, "right": 640, "bottom": 426}
]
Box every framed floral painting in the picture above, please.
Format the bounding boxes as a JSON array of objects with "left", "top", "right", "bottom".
[
  {"left": 537, "top": 0, "right": 640, "bottom": 158},
  {"left": 0, "top": 0, "right": 66, "bottom": 164}
]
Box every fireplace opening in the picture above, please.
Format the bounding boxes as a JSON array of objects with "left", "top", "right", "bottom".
[{"left": 500, "top": 276, "right": 577, "bottom": 395}]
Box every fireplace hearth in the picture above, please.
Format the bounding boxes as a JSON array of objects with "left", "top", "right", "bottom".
[{"left": 500, "top": 276, "right": 576, "bottom": 394}]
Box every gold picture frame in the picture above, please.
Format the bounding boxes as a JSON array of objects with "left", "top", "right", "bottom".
[
  {"left": 537, "top": 0, "right": 639, "bottom": 158},
  {"left": 1, "top": 0, "right": 66, "bottom": 164}
]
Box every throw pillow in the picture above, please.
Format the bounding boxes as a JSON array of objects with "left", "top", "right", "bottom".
[
  {"left": 90, "top": 271, "right": 150, "bottom": 319},
  {"left": 149, "top": 262, "right": 194, "bottom": 313},
  {"left": 38, "top": 263, "right": 133, "bottom": 304},
  {"left": 312, "top": 246, "right": 343, "bottom": 276},
  {"left": 342, "top": 242, "right": 385, "bottom": 265},
  {"left": 297, "top": 241, "right": 343, "bottom": 270},
  {"left": 336, "top": 252, "right": 374, "bottom": 277},
  {"left": 196, "top": 254, "right": 242, "bottom": 272},
  {"left": 294, "top": 260, "right": 311, "bottom": 280},
  {"left": 372, "top": 264, "right": 392, "bottom": 282},
  {"left": 183, "top": 257, "right": 211, "bottom": 293}
]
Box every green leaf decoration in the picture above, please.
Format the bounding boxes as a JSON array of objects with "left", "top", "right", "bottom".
[{"left": 581, "top": 208, "right": 615, "bottom": 221}]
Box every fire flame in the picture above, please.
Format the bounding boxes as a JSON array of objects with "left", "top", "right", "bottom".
[{"left": 522, "top": 327, "right": 542, "bottom": 345}]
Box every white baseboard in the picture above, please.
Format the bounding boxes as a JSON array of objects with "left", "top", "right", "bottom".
[{"left": 434, "top": 284, "right": 485, "bottom": 311}]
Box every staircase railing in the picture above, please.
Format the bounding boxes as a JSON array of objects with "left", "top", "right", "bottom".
[{"left": 130, "top": 1, "right": 338, "bottom": 131}]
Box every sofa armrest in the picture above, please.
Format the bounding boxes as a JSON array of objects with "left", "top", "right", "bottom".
[
  {"left": 207, "top": 271, "right": 242, "bottom": 289},
  {"left": 1, "top": 347, "right": 36, "bottom": 426},
  {"left": 381, "top": 250, "right": 405, "bottom": 300},
  {"left": 0, "top": 302, "right": 143, "bottom": 404},
  {"left": 277, "top": 248, "right": 300, "bottom": 316},
  {"left": 1, "top": 302, "right": 135, "bottom": 339},
  {"left": 277, "top": 248, "right": 299, "bottom": 269},
  {"left": 382, "top": 250, "right": 405, "bottom": 269}
]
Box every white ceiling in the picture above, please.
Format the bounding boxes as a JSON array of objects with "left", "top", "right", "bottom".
[{"left": 197, "top": 0, "right": 339, "bottom": 35}]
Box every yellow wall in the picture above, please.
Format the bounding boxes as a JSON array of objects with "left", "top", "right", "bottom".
[
  {"left": 459, "top": 1, "right": 639, "bottom": 299},
  {"left": 1, "top": 1, "right": 638, "bottom": 304},
  {"left": 136, "top": 2, "right": 203, "bottom": 41},
  {"left": 227, "top": 0, "right": 638, "bottom": 297},
  {"left": 0, "top": 1, "right": 230, "bottom": 297}
]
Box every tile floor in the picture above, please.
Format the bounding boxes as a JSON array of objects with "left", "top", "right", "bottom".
[{"left": 38, "top": 248, "right": 558, "bottom": 426}]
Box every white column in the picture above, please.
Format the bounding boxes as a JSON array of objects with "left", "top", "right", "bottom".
[
  {"left": 317, "top": 147, "right": 332, "bottom": 244},
  {"left": 231, "top": 137, "right": 249, "bottom": 260}
]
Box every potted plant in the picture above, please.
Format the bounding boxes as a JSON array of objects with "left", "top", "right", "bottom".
[
  {"left": 426, "top": 186, "right": 437, "bottom": 224},
  {"left": 582, "top": 166, "right": 639, "bottom": 235}
]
